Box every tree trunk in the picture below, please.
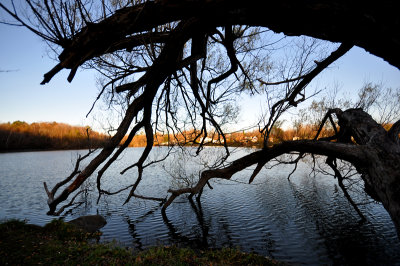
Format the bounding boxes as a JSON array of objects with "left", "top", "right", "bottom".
[
  {"left": 363, "top": 152, "right": 400, "bottom": 237},
  {"left": 337, "top": 109, "right": 400, "bottom": 237}
]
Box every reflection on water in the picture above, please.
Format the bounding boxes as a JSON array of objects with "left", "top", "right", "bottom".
[{"left": 1, "top": 148, "right": 400, "bottom": 264}]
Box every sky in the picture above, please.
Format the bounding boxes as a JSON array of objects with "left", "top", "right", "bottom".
[
  {"left": 1, "top": 21, "right": 400, "bottom": 131},
  {"left": 0, "top": 24, "right": 99, "bottom": 127}
]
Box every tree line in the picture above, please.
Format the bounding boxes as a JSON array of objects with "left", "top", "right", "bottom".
[
  {"left": 124, "top": 126, "right": 331, "bottom": 148},
  {"left": 1, "top": 120, "right": 362, "bottom": 150},
  {"left": 126, "top": 122, "right": 395, "bottom": 148},
  {"left": 0, "top": 121, "right": 108, "bottom": 151}
]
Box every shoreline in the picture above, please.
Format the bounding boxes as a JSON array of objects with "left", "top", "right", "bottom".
[{"left": 0, "top": 219, "right": 281, "bottom": 265}]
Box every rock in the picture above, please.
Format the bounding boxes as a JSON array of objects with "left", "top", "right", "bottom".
[{"left": 67, "top": 215, "right": 107, "bottom": 233}]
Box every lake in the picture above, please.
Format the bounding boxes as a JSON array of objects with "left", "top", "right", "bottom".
[{"left": 1, "top": 147, "right": 399, "bottom": 264}]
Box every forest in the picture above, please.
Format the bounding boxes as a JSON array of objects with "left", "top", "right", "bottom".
[
  {"left": 0, "top": 120, "right": 333, "bottom": 150},
  {"left": 128, "top": 126, "right": 333, "bottom": 147},
  {"left": 2, "top": 118, "right": 390, "bottom": 150},
  {"left": 0, "top": 121, "right": 108, "bottom": 151}
]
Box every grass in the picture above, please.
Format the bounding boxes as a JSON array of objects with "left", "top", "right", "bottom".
[{"left": 0, "top": 219, "right": 281, "bottom": 265}]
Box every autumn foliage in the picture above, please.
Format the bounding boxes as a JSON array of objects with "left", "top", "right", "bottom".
[
  {"left": 123, "top": 125, "right": 336, "bottom": 148},
  {"left": 0, "top": 121, "right": 108, "bottom": 151},
  {"left": 2, "top": 120, "right": 392, "bottom": 151}
]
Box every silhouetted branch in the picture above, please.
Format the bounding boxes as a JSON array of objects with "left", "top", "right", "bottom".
[{"left": 326, "top": 157, "right": 366, "bottom": 221}]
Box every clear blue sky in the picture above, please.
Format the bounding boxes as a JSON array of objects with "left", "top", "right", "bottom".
[
  {"left": 0, "top": 23, "right": 98, "bottom": 127},
  {"left": 1, "top": 22, "right": 399, "bottom": 130}
]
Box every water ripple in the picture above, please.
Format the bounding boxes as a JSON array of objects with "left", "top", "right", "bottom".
[{"left": 1, "top": 149, "right": 400, "bottom": 264}]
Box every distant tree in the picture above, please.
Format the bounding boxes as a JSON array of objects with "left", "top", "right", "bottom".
[
  {"left": 2, "top": 1, "right": 400, "bottom": 237},
  {"left": 0, "top": 121, "right": 107, "bottom": 150}
]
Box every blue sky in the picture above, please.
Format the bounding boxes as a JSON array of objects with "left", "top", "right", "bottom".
[
  {"left": 1, "top": 22, "right": 399, "bottom": 130},
  {"left": 0, "top": 23, "right": 98, "bottom": 127},
  {"left": 238, "top": 41, "right": 400, "bottom": 129}
]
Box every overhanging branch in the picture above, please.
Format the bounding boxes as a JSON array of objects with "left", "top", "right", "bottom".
[{"left": 163, "top": 139, "right": 366, "bottom": 210}]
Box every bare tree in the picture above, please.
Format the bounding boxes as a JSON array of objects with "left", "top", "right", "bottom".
[
  {"left": 354, "top": 82, "right": 400, "bottom": 125},
  {"left": 1, "top": 0, "right": 400, "bottom": 238}
]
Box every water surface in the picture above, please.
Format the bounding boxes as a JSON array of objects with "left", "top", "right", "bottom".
[{"left": 0, "top": 148, "right": 399, "bottom": 265}]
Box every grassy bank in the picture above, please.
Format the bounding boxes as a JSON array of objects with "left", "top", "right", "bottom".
[{"left": 0, "top": 219, "right": 280, "bottom": 265}]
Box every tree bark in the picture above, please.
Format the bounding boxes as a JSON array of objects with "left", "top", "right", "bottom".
[
  {"left": 34, "top": 0, "right": 400, "bottom": 84},
  {"left": 336, "top": 109, "right": 400, "bottom": 237}
]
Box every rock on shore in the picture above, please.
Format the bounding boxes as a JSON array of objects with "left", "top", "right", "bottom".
[{"left": 67, "top": 215, "right": 107, "bottom": 233}]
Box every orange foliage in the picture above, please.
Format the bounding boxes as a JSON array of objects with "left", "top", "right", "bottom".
[
  {"left": 1, "top": 120, "right": 352, "bottom": 150},
  {"left": 0, "top": 121, "right": 108, "bottom": 151},
  {"left": 121, "top": 124, "right": 338, "bottom": 148}
]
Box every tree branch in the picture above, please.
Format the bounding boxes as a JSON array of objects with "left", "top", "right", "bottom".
[
  {"left": 163, "top": 139, "right": 366, "bottom": 210},
  {"left": 326, "top": 157, "right": 366, "bottom": 221},
  {"left": 47, "top": 94, "right": 146, "bottom": 214}
]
